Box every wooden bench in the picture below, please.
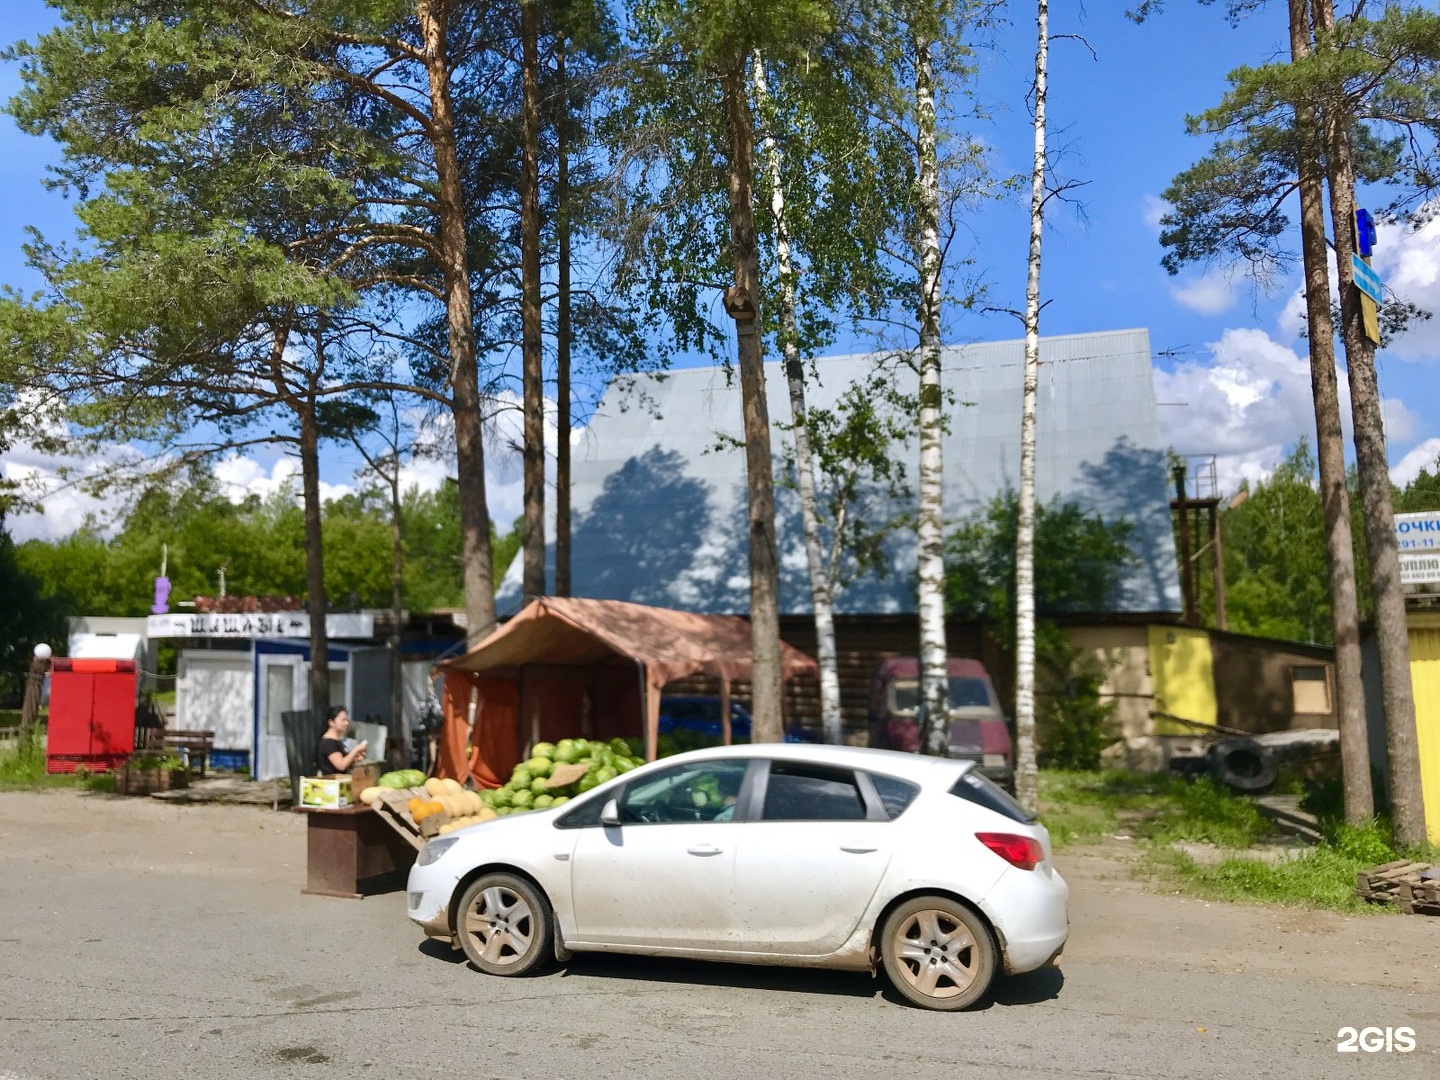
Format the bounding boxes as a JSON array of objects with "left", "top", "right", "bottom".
[{"left": 163, "top": 729, "right": 215, "bottom": 778}]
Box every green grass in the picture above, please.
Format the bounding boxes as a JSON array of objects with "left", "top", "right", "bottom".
[
  {"left": 1039, "top": 769, "right": 1272, "bottom": 849},
  {"left": 1143, "top": 823, "right": 1416, "bottom": 914},
  {"left": 1038, "top": 768, "right": 1431, "bottom": 914},
  {"left": 0, "top": 729, "right": 116, "bottom": 793}
]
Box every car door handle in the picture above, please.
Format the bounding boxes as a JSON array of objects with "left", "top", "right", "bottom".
[
  {"left": 840, "top": 844, "right": 877, "bottom": 854},
  {"left": 687, "top": 844, "right": 723, "bottom": 857}
]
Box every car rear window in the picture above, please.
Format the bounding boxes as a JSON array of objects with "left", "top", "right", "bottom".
[
  {"left": 949, "top": 769, "right": 1036, "bottom": 823},
  {"left": 866, "top": 772, "right": 920, "bottom": 819}
]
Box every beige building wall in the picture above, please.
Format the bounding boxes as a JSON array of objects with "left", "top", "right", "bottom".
[{"left": 1063, "top": 623, "right": 1337, "bottom": 772}]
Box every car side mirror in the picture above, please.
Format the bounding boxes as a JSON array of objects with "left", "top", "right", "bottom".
[{"left": 599, "top": 798, "right": 621, "bottom": 827}]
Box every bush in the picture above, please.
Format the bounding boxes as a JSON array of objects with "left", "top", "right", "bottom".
[{"left": 1035, "top": 625, "right": 1118, "bottom": 771}]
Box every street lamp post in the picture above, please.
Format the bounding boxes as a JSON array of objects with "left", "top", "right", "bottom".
[{"left": 19, "top": 643, "right": 51, "bottom": 746}]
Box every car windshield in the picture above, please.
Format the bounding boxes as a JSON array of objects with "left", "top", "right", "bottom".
[{"left": 890, "top": 676, "right": 992, "bottom": 713}]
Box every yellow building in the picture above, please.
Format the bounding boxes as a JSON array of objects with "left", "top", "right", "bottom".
[
  {"left": 1066, "top": 622, "right": 1339, "bottom": 772},
  {"left": 1362, "top": 605, "right": 1440, "bottom": 844}
]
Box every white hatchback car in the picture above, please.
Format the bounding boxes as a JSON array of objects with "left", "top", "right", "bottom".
[{"left": 406, "top": 744, "right": 1068, "bottom": 1010}]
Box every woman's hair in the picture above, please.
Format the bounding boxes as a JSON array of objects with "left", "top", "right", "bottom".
[{"left": 325, "top": 705, "right": 348, "bottom": 726}]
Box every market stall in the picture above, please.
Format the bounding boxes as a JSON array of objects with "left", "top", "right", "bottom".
[{"left": 432, "top": 597, "right": 819, "bottom": 789}]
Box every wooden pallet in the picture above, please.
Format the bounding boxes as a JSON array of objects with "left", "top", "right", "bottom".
[
  {"left": 368, "top": 788, "right": 427, "bottom": 851},
  {"left": 1355, "top": 860, "right": 1440, "bottom": 915}
]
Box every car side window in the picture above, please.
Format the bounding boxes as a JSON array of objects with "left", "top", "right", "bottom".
[
  {"left": 618, "top": 759, "right": 748, "bottom": 824},
  {"left": 760, "top": 763, "right": 867, "bottom": 821},
  {"left": 867, "top": 772, "right": 920, "bottom": 819}
]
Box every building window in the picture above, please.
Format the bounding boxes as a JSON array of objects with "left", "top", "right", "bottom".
[{"left": 1291, "top": 665, "right": 1332, "bottom": 715}]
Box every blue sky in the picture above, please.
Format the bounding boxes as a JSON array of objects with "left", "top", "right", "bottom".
[{"left": 2, "top": 1, "right": 1438, "bottom": 542}]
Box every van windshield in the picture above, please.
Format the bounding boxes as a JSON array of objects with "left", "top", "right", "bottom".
[{"left": 890, "top": 676, "right": 992, "bottom": 713}]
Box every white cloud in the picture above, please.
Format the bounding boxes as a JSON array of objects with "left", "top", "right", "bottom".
[
  {"left": 1374, "top": 211, "right": 1440, "bottom": 361},
  {"left": 1392, "top": 437, "right": 1440, "bottom": 486},
  {"left": 2, "top": 393, "right": 152, "bottom": 542},
  {"left": 211, "top": 454, "right": 354, "bottom": 506},
  {"left": 1142, "top": 195, "right": 1169, "bottom": 233},
  {"left": 1153, "top": 327, "right": 1417, "bottom": 493},
  {"left": 1170, "top": 270, "right": 1238, "bottom": 315}
]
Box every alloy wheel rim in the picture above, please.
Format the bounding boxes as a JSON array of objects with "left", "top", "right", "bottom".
[
  {"left": 892, "top": 909, "right": 978, "bottom": 999},
  {"left": 463, "top": 885, "right": 534, "bottom": 967}
]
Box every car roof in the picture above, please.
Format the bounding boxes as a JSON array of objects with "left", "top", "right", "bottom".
[
  {"left": 656, "top": 742, "right": 970, "bottom": 786},
  {"left": 875, "top": 657, "right": 991, "bottom": 680}
]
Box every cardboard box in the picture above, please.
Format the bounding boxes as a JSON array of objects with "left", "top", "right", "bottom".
[{"left": 299, "top": 775, "right": 352, "bottom": 809}]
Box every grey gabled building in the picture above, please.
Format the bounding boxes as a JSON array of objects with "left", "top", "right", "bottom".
[{"left": 498, "top": 327, "right": 1182, "bottom": 622}]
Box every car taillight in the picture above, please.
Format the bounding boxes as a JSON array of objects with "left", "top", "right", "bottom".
[{"left": 976, "top": 832, "right": 1043, "bottom": 871}]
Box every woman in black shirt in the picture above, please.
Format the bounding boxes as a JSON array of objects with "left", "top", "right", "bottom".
[{"left": 315, "top": 706, "right": 367, "bottom": 775}]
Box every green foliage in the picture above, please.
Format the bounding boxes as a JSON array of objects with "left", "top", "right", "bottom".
[
  {"left": 0, "top": 516, "right": 67, "bottom": 705},
  {"left": 13, "top": 465, "right": 521, "bottom": 622},
  {"left": 944, "top": 491, "right": 1136, "bottom": 633},
  {"left": 1204, "top": 442, "right": 1336, "bottom": 643},
  {"left": 782, "top": 372, "right": 914, "bottom": 588},
  {"left": 1153, "top": 2, "right": 1440, "bottom": 287},
  {"left": 1035, "top": 624, "right": 1119, "bottom": 771},
  {"left": 1394, "top": 457, "right": 1440, "bottom": 514}
]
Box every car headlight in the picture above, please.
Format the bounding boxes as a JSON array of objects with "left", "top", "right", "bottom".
[
  {"left": 983, "top": 754, "right": 1008, "bottom": 769},
  {"left": 416, "top": 836, "right": 459, "bottom": 867}
]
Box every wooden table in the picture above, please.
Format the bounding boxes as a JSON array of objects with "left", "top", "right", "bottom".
[{"left": 294, "top": 804, "right": 418, "bottom": 899}]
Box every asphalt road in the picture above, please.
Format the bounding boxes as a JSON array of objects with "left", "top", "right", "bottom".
[{"left": 1, "top": 791, "right": 1437, "bottom": 1080}]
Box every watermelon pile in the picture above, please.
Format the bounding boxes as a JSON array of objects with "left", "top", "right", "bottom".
[{"left": 482, "top": 737, "right": 646, "bottom": 815}]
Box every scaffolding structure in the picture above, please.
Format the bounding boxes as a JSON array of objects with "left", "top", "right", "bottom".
[{"left": 1171, "top": 455, "right": 1226, "bottom": 629}]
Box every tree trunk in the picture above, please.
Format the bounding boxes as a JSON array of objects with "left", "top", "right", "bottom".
[
  {"left": 298, "top": 388, "right": 330, "bottom": 723},
  {"left": 1014, "top": 0, "right": 1048, "bottom": 814},
  {"left": 554, "top": 32, "right": 573, "bottom": 598},
  {"left": 416, "top": 0, "right": 495, "bottom": 644},
  {"left": 1312, "top": 0, "right": 1424, "bottom": 845},
  {"left": 721, "top": 60, "right": 784, "bottom": 744},
  {"left": 1288, "top": 0, "right": 1372, "bottom": 824},
  {"left": 914, "top": 33, "right": 950, "bottom": 756},
  {"left": 521, "top": 0, "right": 546, "bottom": 601},
  {"left": 752, "top": 54, "right": 843, "bottom": 745}
]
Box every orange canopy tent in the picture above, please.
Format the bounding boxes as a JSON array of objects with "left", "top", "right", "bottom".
[{"left": 432, "top": 596, "right": 818, "bottom": 788}]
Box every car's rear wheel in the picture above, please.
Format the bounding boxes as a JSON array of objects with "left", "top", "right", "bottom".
[
  {"left": 880, "top": 896, "right": 996, "bottom": 1011},
  {"left": 455, "top": 873, "right": 553, "bottom": 977}
]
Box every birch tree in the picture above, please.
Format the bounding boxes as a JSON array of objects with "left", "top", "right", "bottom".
[
  {"left": 1013, "top": 0, "right": 1050, "bottom": 812},
  {"left": 749, "top": 33, "right": 910, "bottom": 744},
  {"left": 751, "top": 55, "right": 843, "bottom": 742},
  {"left": 913, "top": 17, "right": 950, "bottom": 756}
]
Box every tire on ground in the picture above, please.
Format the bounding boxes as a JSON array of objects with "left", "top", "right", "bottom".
[
  {"left": 879, "top": 895, "right": 998, "bottom": 1011},
  {"left": 1206, "top": 737, "right": 1278, "bottom": 795},
  {"left": 454, "top": 872, "right": 554, "bottom": 977}
]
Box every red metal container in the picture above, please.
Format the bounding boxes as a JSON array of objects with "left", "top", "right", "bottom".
[{"left": 46, "top": 658, "right": 138, "bottom": 773}]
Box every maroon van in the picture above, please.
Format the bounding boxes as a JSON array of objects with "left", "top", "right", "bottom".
[{"left": 867, "top": 657, "right": 1014, "bottom": 790}]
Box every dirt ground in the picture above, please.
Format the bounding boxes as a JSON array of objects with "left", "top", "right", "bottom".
[{"left": 1, "top": 789, "right": 1436, "bottom": 1080}]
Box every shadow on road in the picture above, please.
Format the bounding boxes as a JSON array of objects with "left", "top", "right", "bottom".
[
  {"left": 558, "top": 952, "right": 883, "bottom": 1000},
  {"left": 990, "top": 966, "right": 1064, "bottom": 1006},
  {"left": 418, "top": 938, "right": 466, "bottom": 964}
]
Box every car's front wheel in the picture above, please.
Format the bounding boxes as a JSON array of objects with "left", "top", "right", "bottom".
[
  {"left": 455, "top": 873, "right": 553, "bottom": 976},
  {"left": 880, "top": 896, "right": 997, "bottom": 1010}
]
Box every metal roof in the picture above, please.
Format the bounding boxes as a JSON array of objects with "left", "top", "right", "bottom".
[{"left": 498, "top": 328, "right": 1182, "bottom": 617}]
